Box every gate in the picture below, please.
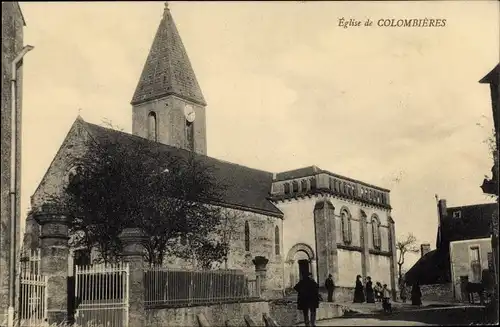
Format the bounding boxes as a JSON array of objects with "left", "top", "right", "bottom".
[
  {"left": 74, "top": 262, "right": 130, "bottom": 327},
  {"left": 19, "top": 273, "right": 48, "bottom": 327}
]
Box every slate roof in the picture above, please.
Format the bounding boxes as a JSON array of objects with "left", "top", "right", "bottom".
[
  {"left": 79, "top": 118, "right": 282, "bottom": 217},
  {"left": 405, "top": 202, "right": 497, "bottom": 285},
  {"left": 405, "top": 249, "right": 450, "bottom": 285},
  {"left": 131, "top": 5, "right": 206, "bottom": 106},
  {"left": 441, "top": 203, "right": 496, "bottom": 243}
]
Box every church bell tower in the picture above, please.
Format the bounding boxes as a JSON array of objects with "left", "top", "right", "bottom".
[{"left": 131, "top": 2, "right": 207, "bottom": 155}]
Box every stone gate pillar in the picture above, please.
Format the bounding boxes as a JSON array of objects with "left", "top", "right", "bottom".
[
  {"left": 252, "top": 256, "right": 269, "bottom": 298},
  {"left": 118, "top": 228, "right": 148, "bottom": 327},
  {"left": 34, "top": 206, "right": 70, "bottom": 324}
]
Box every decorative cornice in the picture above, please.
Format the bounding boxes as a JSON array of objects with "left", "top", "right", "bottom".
[
  {"left": 270, "top": 189, "right": 392, "bottom": 210},
  {"left": 40, "top": 234, "right": 69, "bottom": 241},
  {"left": 34, "top": 212, "right": 70, "bottom": 226},
  {"left": 118, "top": 228, "right": 149, "bottom": 246}
]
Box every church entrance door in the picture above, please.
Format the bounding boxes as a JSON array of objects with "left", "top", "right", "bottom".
[{"left": 298, "top": 259, "right": 310, "bottom": 280}]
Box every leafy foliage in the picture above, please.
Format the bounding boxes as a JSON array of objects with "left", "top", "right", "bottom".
[
  {"left": 396, "top": 233, "right": 420, "bottom": 281},
  {"left": 51, "top": 132, "right": 232, "bottom": 267}
]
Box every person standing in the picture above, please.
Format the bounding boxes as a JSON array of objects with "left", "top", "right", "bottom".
[
  {"left": 399, "top": 279, "right": 408, "bottom": 303},
  {"left": 365, "top": 276, "right": 375, "bottom": 303},
  {"left": 374, "top": 282, "right": 383, "bottom": 302},
  {"left": 325, "top": 274, "right": 336, "bottom": 302},
  {"left": 294, "top": 272, "right": 320, "bottom": 327},
  {"left": 411, "top": 283, "right": 422, "bottom": 306},
  {"left": 353, "top": 275, "right": 365, "bottom": 303},
  {"left": 382, "top": 284, "right": 392, "bottom": 313}
]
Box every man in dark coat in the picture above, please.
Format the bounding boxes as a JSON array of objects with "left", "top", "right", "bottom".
[
  {"left": 325, "top": 274, "right": 336, "bottom": 302},
  {"left": 294, "top": 272, "right": 320, "bottom": 327}
]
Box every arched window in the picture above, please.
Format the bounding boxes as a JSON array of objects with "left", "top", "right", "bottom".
[
  {"left": 244, "top": 221, "right": 250, "bottom": 252},
  {"left": 292, "top": 180, "right": 299, "bottom": 193},
  {"left": 148, "top": 112, "right": 157, "bottom": 141},
  {"left": 341, "top": 209, "right": 352, "bottom": 244},
  {"left": 274, "top": 226, "right": 280, "bottom": 255},
  {"left": 372, "top": 215, "right": 381, "bottom": 250}
]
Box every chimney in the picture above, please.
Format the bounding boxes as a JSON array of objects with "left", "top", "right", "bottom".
[
  {"left": 438, "top": 199, "right": 447, "bottom": 219},
  {"left": 420, "top": 244, "right": 431, "bottom": 257}
]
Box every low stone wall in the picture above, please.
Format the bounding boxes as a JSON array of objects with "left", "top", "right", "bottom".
[
  {"left": 319, "top": 286, "right": 354, "bottom": 303},
  {"left": 146, "top": 300, "right": 269, "bottom": 327},
  {"left": 146, "top": 299, "right": 346, "bottom": 326},
  {"left": 420, "top": 283, "right": 455, "bottom": 302}
]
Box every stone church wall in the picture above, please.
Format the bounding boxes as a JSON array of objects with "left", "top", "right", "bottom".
[
  {"left": 162, "top": 208, "right": 285, "bottom": 297},
  {"left": 30, "top": 120, "right": 90, "bottom": 209},
  {"left": 336, "top": 249, "right": 362, "bottom": 287},
  {"left": 224, "top": 209, "right": 284, "bottom": 297},
  {"left": 277, "top": 197, "right": 317, "bottom": 290},
  {"left": 279, "top": 198, "right": 317, "bottom": 263},
  {"left": 368, "top": 254, "right": 392, "bottom": 287}
]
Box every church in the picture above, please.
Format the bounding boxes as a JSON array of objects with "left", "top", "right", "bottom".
[{"left": 23, "top": 4, "right": 398, "bottom": 301}]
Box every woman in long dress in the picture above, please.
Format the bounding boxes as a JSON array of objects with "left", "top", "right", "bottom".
[
  {"left": 353, "top": 275, "right": 365, "bottom": 303},
  {"left": 365, "top": 276, "right": 375, "bottom": 303},
  {"left": 411, "top": 283, "right": 422, "bottom": 306}
]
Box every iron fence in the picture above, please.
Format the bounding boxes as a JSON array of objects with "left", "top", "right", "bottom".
[
  {"left": 19, "top": 273, "right": 48, "bottom": 327},
  {"left": 74, "top": 262, "right": 129, "bottom": 327},
  {"left": 144, "top": 266, "right": 260, "bottom": 307}
]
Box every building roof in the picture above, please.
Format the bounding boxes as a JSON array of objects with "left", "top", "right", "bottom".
[
  {"left": 406, "top": 202, "right": 497, "bottom": 285},
  {"left": 15, "top": 2, "right": 26, "bottom": 26},
  {"left": 405, "top": 249, "right": 450, "bottom": 285},
  {"left": 78, "top": 118, "right": 282, "bottom": 217},
  {"left": 442, "top": 203, "right": 496, "bottom": 243},
  {"left": 131, "top": 4, "right": 206, "bottom": 106},
  {"left": 479, "top": 64, "right": 499, "bottom": 84},
  {"left": 275, "top": 165, "right": 390, "bottom": 193}
]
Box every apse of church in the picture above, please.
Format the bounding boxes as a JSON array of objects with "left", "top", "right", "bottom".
[{"left": 270, "top": 167, "right": 398, "bottom": 300}]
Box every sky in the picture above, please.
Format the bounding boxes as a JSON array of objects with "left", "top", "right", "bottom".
[{"left": 19, "top": 1, "right": 499, "bottom": 270}]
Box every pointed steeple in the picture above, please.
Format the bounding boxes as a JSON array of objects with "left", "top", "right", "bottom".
[{"left": 131, "top": 3, "right": 206, "bottom": 106}]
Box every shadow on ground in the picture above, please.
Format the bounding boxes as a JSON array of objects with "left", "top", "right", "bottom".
[{"left": 340, "top": 305, "right": 492, "bottom": 326}]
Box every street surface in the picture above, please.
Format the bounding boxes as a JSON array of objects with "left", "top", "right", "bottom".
[{"left": 296, "top": 302, "right": 488, "bottom": 326}]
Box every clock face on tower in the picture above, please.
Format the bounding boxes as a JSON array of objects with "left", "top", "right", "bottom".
[{"left": 184, "top": 104, "right": 196, "bottom": 123}]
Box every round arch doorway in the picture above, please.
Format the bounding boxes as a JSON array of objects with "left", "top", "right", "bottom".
[
  {"left": 286, "top": 243, "right": 316, "bottom": 289},
  {"left": 295, "top": 250, "right": 311, "bottom": 281}
]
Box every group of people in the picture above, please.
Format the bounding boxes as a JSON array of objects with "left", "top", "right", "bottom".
[
  {"left": 293, "top": 273, "right": 424, "bottom": 326},
  {"left": 353, "top": 275, "right": 392, "bottom": 312}
]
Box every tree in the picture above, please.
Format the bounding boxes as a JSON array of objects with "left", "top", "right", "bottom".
[
  {"left": 50, "top": 130, "right": 231, "bottom": 267},
  {"left": 396, "top": 233, "right": 420, "bottom": 281}
]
